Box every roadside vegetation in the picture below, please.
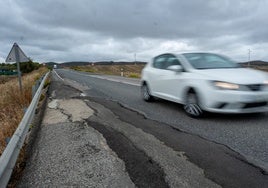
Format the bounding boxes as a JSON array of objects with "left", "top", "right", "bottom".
[
  {"left": 0, "top": 66, "right": 48, "bottom": 156},
  {"left": 251, "top": 65, "right": 268, "bottom": 72},
  {"left": 70, "top": 64, "right": 145, "bottom": 78},
  {"left": 69, "top": 63, "right": 268, "bottom": 78},
  {"left": 0, "top": 61, "right": 42, "bottom": 76}
]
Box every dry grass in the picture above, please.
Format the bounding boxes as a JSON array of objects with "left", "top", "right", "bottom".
[
  {"left": 72, "top": 64, "right": 145, "bottom": 78},
  {"left": 0, "top": 67, "right": 48, "bottom": 155},
  {"left": 73, "top": 64, "right": 268, "bottom": 77},
  {"left": 0, "top": 76, "right": 17, "bottom": 84},
  {"left": 251, "top": 65, "right": 268, "bottom": 72}
]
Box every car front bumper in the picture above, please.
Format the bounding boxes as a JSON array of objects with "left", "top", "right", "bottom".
[{"left": 202, "top": 89, "right": 268, "bottom": 114}]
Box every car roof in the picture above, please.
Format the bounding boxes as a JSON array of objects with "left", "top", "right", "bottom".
[{"left": 154, "top": 52, "right": 219, "bottom": 58}]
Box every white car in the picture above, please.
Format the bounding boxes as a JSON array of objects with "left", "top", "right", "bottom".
[{"left": 141, "top": 52, "right": 268, "bottom": 117}]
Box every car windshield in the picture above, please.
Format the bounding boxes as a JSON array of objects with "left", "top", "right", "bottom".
[{"left": 183, "top": 53, "right": 240, "bottom": 69}]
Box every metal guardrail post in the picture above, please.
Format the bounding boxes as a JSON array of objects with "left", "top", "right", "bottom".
[{"left": 0, "top": 72, "right": 50, "bottom": 188}]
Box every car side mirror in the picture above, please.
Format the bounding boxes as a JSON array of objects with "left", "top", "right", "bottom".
[{"left": 167, "top": 65, "right": 183, "bottom": 72}]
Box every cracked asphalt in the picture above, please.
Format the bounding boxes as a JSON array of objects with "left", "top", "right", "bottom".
[{"left": 18, "top": 72, "right": 268, "bottom": 188}]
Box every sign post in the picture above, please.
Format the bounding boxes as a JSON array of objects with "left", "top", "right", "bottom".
[{"left": 6, "top": 43, "right": 29, "bottom": 92}]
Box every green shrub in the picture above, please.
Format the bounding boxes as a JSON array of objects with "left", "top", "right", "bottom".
[{"left": 128, "top": 73, "right": 140, "bottom": 78}]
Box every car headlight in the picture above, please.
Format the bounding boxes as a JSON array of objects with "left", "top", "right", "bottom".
[
  {"left": 263, "top": 80, "right": 268, "bottom": 90},
  {"left": 213, "top": 81, "right": 239, "bottom": 90}
]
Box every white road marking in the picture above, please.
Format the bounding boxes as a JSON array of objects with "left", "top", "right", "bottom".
[
  {"left": 68, "top": 70, "right": 141, "bottom": 86},
  {"left": 53, "top": 70, "right": 64, "bottom": 81}
]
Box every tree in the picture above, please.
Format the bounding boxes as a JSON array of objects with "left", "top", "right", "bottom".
[{"left": 17, "top": 61, "right": 41, "bottom": 73}]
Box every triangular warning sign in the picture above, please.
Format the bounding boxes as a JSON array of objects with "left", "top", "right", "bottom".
[{"left": 6, "top": 43, "right": 29, "bottom": 62}]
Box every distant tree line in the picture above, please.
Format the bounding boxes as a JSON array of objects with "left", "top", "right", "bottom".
[{"left": 0, "top": 61, "right": 42, "bottom": 74}]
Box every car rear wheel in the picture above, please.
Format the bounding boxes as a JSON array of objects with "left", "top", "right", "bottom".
[
  {"left": 141, "top": 83, "right": 154, "bottom": 102},
  {"left": 184, "top": 91, "right": 203, "bottom": 118}
]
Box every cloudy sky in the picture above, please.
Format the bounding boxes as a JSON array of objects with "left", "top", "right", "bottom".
[{"left": 0, "top": 0, "right": 268, "bottom": 63}]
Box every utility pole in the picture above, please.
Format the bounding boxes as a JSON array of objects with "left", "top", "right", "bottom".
[
  {"left": 248, "top": 49, "right": 251, "bottom": 67},
  {"left": 134, "top": 53, "right": 136, "bottom": 65}
]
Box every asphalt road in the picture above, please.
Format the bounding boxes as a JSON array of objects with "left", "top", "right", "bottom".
[
  {"left": 55, "top": 69, "right": 268, "bottom": 173},
  {"left": 19, "top": 70, "right": 268, "bottom": 187},
  {"left": 19, "top": 73, "right": 220, "bottom": 187}
]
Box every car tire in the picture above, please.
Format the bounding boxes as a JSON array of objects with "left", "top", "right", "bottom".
[
  {"left": 184, "top": 91, "right": 203, "bottom": 118},
  {"left": 141, "top": 83, "right": 154, "bottom": 102}
]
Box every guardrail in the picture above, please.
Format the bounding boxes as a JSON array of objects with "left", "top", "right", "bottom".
[
  {"left": 32, "top": 74, "right": 46, "bottom": 99},
  {"left": 0, "top": 72, "right": 50, "bottom": 188}
]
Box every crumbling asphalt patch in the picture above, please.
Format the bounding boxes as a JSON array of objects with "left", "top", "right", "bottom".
[
  {"left": 89, "top": 121, "right": 169, "bottom": 188},
  {"left": 49, "top": 80, "right": 81, "bottom": 99},
  {"left": 84, "top": 96, "right": 268, "bottom": 188}
]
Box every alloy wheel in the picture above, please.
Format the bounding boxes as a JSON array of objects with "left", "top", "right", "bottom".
[{"left": 184, "top": 92, "right": 203, "bottom": 117}]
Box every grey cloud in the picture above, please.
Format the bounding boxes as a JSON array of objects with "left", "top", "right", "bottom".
[
  {"left": 16, "top": 0, "right": 261, "bottom": 39},
  {"left": 0, "top": 0, "right": 268, "bottom": 62}
]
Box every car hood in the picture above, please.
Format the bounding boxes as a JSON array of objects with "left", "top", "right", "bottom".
[{"left": 195, "top": 68, "right": 268, "bottom": 84}]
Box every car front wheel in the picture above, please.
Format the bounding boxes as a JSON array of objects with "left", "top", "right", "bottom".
[
  {"left": 184, "top": 91, "right": 203, "bottom": 118},
  {"left": 141, "top": 84, "right": 154, "bottom": 102}
]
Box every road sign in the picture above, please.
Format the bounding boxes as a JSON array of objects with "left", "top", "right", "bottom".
[
  {"left": 5, "top": 43, "right": 30, "bottom": 92},
  {"left": 6, "top": 43, "right": 29, "bottom": 63}
]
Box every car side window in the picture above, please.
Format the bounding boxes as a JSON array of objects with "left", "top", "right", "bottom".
[
  {"left": 164, "top": 55, "right": 181, "bottom": 69},
  {"left": 153, "top": 56, "right": 167, "bottom": 69},
  {"left": 153, "top": 54, "right": 182, "bottom": 70}
]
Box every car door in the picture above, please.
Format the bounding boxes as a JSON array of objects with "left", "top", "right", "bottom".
[
  {"left": 148, "top": 54, "right": 170, "bottom": 97},
  {"left": 159, "top": 54, "right": 186, "bottom": 103}
]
